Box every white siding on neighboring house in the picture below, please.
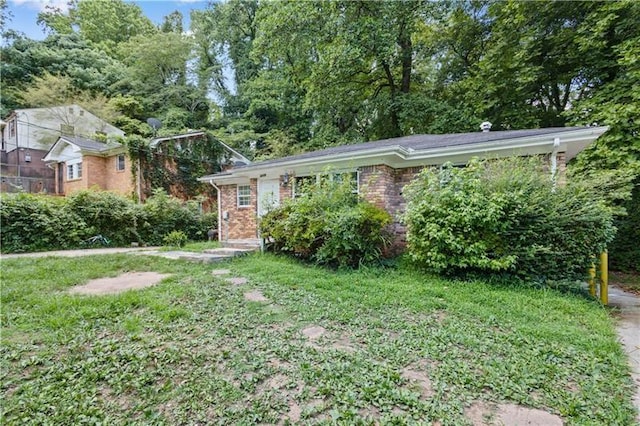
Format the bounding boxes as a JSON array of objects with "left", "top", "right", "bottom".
[{"left": 1, "top": 105, "right": 125, "bottom": 153}]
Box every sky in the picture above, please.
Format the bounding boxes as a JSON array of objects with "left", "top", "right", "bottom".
[{"left": 5, "top": 0, "right": 211, "bottom": 40}]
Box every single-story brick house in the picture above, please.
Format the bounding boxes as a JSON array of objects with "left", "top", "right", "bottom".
[{"left": 198, "top": 125, "right": 608, "bottom": 247}]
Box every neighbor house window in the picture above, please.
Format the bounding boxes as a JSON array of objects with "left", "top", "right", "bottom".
[
  {"left": 116, "top": 154, "right": 126, "bottom": 171},
  {"left": 237, "top": 185, "right": 251, "bottom": 207},
  {"left": 9, "top": 119, "right": 16, "bottom": 137},
  {"left": 67, "top": 159, "right": 82, "bottom": 180}
]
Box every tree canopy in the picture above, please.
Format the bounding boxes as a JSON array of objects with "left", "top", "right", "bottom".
[{"left": 2, "top": 0, "right": 638, "bottom": 269}]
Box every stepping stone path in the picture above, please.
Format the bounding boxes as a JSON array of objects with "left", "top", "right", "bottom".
[
  {"left": 69, "top": 272, "right": 171, "bottom": 295},
  {"left": 302, "top": 325, "right": 326, "bottom": 339},
  {"left": 211, "top": 269, "right": 231, "bottom": 276},
  {"left": 244, "top": 290, "right": 268, "bottom": 302},
  {"left": 225, "top": 277, "right": 248, "bottom": 285}
]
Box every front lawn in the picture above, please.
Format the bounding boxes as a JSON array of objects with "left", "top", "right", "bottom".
[{"left": 1, "top": 254, "right": 636, "bottom": 424}]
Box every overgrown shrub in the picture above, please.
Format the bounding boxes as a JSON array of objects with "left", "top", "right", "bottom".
[
  {"left": 0, "top": 189, "right": 218, "bottom": 253},
  {"left": 609, "top": 177, "right": 640, "bottom": 271},
  {"left": 259, "top": 179, "right": 391, "bottom": 268},
  {"left": 163, "top": 230, "right": 188, "bottom": 248},
  {"left": 0, "top": 193, "right": 91, "bottom": 253},
  {"left": 66, "top": 189, "right": 138, "bottom": 246},
  {"left": 402, "top": 157, "right": 616, "bottom": 283}
]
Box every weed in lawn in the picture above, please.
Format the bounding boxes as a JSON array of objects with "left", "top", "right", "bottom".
[{"left": 1, "top": 253, "right": 637, "bottom": 425}]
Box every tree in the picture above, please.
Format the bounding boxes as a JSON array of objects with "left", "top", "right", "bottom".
[{"left": 37, "top": 0, "right": 156, "bottom": 56}]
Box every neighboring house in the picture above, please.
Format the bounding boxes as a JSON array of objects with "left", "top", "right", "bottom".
[
  {"left": 1, "top": 105, "right": 125, "bottom": 194},
  {"left": 199, "top": 125, "right": 608, "bottom": 247},
  {"left": 43, "top": 130, "right": 251, "bottom": 199},
  {"left": 143, "top": 131, "right": 251, "bottom": 202},
  {"left": 43, "top": 136, "right": 132, "bottom": 196}
]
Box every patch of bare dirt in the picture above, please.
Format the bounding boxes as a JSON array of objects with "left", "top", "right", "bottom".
[
  {"left": 281, "top": 400, "right": 302, "bottom": 424},
  {"left": 465, "top": 401, "right": 563, "bottom": 426},
  {"left": 211, "top": 269, "right": 231, "bottom": 276},
  {"left": 301, "top": 325, "right": 326, "bottom": 340},
  {"left": 225, "top": 277, "right": 248, "bottom": 285},
  {"left": 401, "top": 364, "right": 434, "bottom": 399},
  {"left": 69, "top": 272, "right": 170, "bottom": 295},
  {"left": 244, "top": 290, "right": 268, "bottom": 302},
  {"left": 331, "top": 334, "right": 357, "bottom": 353}
]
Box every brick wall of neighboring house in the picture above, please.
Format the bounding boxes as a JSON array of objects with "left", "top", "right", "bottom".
[
  {"left": 61, "top": 154, "right": 134, "bottom": 196},
  {"left": 219, "top": 179, "right": 258, "bottom": 240},
  {"left": 104, "top": 154, "right": 134, "bottom": 196},
  {"left": 84, "top": 155, "right": 108, "bottom": 189}
]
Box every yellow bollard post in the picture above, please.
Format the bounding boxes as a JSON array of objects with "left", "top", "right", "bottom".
[
  {"left": 600, "top": 251, "right": 608, "bottom": 305},
  {"left": 588, "top": 262, "right": 596, "bottom": 297}
]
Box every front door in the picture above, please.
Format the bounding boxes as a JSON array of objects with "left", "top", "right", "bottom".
[{"left": 257, "top": 179, "right": 280, "bottom": 217}]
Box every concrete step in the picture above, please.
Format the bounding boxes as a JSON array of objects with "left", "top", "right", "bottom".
[
  {"left": 220, "top": 239, "right": 261, "bottom": 250},
  {"left": 203, "top": 248, "right": 254, "bottom": 257}
]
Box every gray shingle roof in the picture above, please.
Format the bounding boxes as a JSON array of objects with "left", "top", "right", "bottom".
[
  {"left": 234, "top": 127, "right": 589, "bottom": 170},
  {"left": 60, "top": 136, "right": 121, "bottom": 153}
]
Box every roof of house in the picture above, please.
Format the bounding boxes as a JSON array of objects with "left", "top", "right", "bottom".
[
  {"left": 43, "top": 135, "right": 124, "bottom": 163},
  {"left": 62, "top": 135, "right": 122, "bottom": 153},
  {"left": 200, "top": 126, "right": 608, "bottom": 183},
  {"left": 150, "top": 130, "right": 251, "bottom": 165}
]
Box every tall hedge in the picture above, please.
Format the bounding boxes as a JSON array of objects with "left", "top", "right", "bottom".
[
  {"left": 0, "top": 189, "right": 217, "bottom": 253},
  {"left": 402, "top": 157, "right": 616, "bottom": 283}
]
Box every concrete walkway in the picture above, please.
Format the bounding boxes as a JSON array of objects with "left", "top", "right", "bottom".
[
  {"left": 0, "top": 247, "right": 161, "bottom": 259},
  {"left": 608, "top": 284, "right": 640, "bottom": 420},
  {"left": 1, "top": 247, "right": 253, "bottom": 263}
]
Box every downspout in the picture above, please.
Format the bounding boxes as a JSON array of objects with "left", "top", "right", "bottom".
[
  {"left": 550, "top": 137, "right": 560, "bottom": 189},
  {"left": 136, "top": 158, "right": 142, "bottom": 203},
  {"left": 209, "top": 180, "right": 223, "bottom": 242}
]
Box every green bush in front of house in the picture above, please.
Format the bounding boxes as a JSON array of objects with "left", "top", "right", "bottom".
[
  {"left": 0, "top": 189, "right": 217, "bottom": 253},
  {"left": 0, "top": 193, "right": 92, "bottom": 253},
  {"left": 402, "top": 157, "right": 616, "bottom": 283},
  {"left": 259, "top": 179, "right": 392, "bottom": 268}
]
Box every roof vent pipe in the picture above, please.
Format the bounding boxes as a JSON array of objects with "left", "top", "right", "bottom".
[{"left": 480, "top": 121, "right": 492, "bottom": 132}]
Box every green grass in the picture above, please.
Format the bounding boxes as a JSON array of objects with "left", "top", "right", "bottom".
[
  {"left": 1, "top": 254, "right": 636, "bottom": 425},
  {"left": 159, "top": 240, "right": 221, "bottom": 252}
]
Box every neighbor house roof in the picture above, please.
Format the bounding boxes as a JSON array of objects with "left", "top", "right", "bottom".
[
  {"left": 199, "top": 126, "right": 608, "bottom": 184},
  {"left": 150, "top": 131, "right": 252, "bottom": 166},
  {"left": 43, "top": 135, "right": 125, "bottom": 163}
]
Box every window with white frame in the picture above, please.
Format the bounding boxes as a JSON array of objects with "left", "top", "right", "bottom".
[
  {"left": 237, "top": 185, "right": 251, "bottom": 207},
  {"left": 67, "top": 159, "right": 82, "bottom": 180},
  {"left": 116, "top": 154, "right": 126, "bottom": 171}
]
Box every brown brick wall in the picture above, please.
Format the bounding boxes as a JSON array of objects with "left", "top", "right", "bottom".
[
  {"left": 219, "top": 179, "right": 258, "bottom": 240},
  {"left": 60, "top": 154, "right": 134, "bottom": 196},
  {"left": 359, "top": 164, "right": 424, "bottom": 252},
  {"left": 84, "top": 155, "right": 107, "bottom": 189},
  {"left": 104, "top": 154, "right": 134, "bottom": 196}
]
